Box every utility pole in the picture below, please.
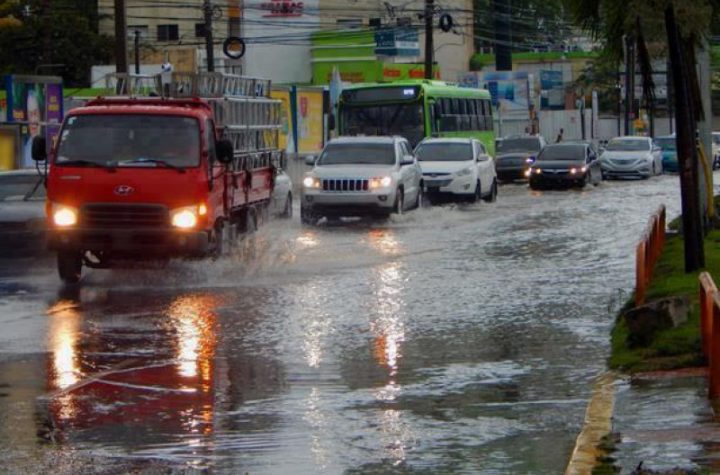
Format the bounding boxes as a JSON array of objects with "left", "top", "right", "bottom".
[
  {"left": 114, "top": 0, "right": 128, "bottom": 74},
  {"left": 493, "top": 0, "right": 512, "bottom": 71},
  {"left": 203, "top": 0, "right": 215, "bottom": 72},
  {"left": 424, "top": 0, "right": 434, "bottom": 79},
  {"left": 665, "top": 5, "right": 705, "bottom": 271},
  {"left": 623, "top": 35, "right": 634, "bottom": 135},
  {"left": 134, "top": 30, "right": 140, "bottom": 74},
  {"left": 667, "top": 59, "right": 674, "bottom": 134}
]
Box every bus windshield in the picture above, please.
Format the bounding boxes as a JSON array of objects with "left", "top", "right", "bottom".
[{"left": 340, "top": 103, "right": 425, "bottom": 147}]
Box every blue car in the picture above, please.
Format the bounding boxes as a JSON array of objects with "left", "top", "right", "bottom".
[{"left": 655, "top": 135, "right": 678, "bottom": 172}]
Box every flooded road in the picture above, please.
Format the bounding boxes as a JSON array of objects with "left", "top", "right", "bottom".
[{"left": 0, "top": 176, "right": 684, "bottom": 474}]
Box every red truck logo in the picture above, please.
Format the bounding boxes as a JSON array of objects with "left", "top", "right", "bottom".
[{"left": 113, "top": 185, "right": 134, "bottom": 196}]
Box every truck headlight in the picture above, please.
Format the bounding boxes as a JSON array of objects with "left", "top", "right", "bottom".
[
  {"left": 303, "top": 176, "right": 321, "bottom": 189},
  {"left": 455, "top": 167, "right": 473, "bottom": 177},
  {"left": 369, "top": 176, "right": 392, "bottom": 189},
  {"left": 171, "top": 206, "right": 199, "bottom": 229},
  {"left": 52, "top": 205, "right": 78, "bottom": 227}
]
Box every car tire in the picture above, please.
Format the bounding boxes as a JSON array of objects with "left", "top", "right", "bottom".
[
  {"left": 483, "top": 180, "right": 497, "bottom": 203},
  {"left": 280, "top": 193, "right": 293, "bottom": 219},
  {"left": 301, "top": 206, "right": 319, "bottom": 226},
  {"left": 57, "top": 251, "right": 82, "bottom": 284},
  {"left": 472, "top": 181, "right": 482, "bottom": 203},
  {"left": 394, "top": 189, "right": 404, "bottom": 215}
]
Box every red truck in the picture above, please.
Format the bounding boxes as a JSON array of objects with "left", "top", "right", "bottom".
[{"left": 31, "top": 73, "right": 283, "bottom": 283}]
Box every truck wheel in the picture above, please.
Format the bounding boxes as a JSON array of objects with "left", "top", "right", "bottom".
[
  {"left": 57, "top": 251, "right": 82, "bottom": 284},
  {"left": 472, "top": 181, "right": 481, "bottom": 203},
  {"left": 280, "top": 193, "right": 293, "bottom": 219},
  {"left": 301, "top": 207, "right": 318, "bottom": 225}
]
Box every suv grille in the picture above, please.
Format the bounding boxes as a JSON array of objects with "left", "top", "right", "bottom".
[
  {"left": 322, "top": 179, "right": 369, "bottom": 192},
  {"left": 81, "top": 204, "right": 169, "bottom": 229}
]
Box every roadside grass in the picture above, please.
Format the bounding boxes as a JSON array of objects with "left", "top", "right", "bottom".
[{"left": 609, "top": 222, "right": 720, "bottom": 373}]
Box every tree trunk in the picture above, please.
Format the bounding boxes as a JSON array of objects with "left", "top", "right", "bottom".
[{"left": 665, "top": 5, "right": 705, "bottom": 272}]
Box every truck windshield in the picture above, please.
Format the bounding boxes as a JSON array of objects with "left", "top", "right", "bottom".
[
  {"left": 340, "top": 103, "right": 425, "bottom": 147},
  {"left": 56, "top": 115, "right": 200, "bottom": 167}
]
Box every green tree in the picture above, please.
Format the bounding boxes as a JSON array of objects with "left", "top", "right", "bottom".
[{"left": 0, "top": 0, "right": 113, "bottom": 87}]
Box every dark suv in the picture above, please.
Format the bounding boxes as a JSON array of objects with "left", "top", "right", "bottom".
[{"left": 494, "top": 135, "right": 546, "bottom": 181}]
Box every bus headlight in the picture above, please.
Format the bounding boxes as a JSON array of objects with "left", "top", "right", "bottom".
[
  {"left": 171, "top": 207, "right": 199, "bottom": 229},
  {"left": 52, "top": 205, "right": 78, "bottom": 227}
]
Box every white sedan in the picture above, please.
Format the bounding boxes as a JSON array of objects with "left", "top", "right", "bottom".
[
  {"left": 415, "top": 138, "right": 498, "bottom": 203},
  {"left": 599, "top": 136, "right": 663, "bottom": 179}
]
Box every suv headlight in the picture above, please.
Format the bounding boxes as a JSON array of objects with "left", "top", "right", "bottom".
[
  {"left": 455, "top": 167, "right": 473, "bottom": 177},
  {"left": 369, "top": 176, "right": 392, "bottom": 189},
  {"left": 51, "top": 203, "right": 78, "bottom": 227},
  {"left": 303, "top": 176, "right": 321, "bottom": 189}
]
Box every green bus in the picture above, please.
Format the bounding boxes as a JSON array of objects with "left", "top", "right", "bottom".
[{"left": 337, "top": 80, "right": 496, "bottom": 155}]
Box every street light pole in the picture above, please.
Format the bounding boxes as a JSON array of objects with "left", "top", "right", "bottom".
[
  {"left": 134, "top": 30, "right": 140, "bottom": 74},
  {"left": 424, "top": 0, "right": 434, "bottom": 79},
  {"left": 203, "top": 0, "right": 215, "bottom": 72},
  {"left": 114, "top": 0, "right": 128, "bottom": 74}
]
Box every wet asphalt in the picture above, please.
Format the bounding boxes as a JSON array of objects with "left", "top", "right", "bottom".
[{"left": 0, "top": 175, "right": 686, "bottom": 474}]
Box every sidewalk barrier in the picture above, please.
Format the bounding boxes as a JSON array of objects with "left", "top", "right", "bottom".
[
  {"left": 711, "top": 291, "right": 720, "bottom": 399},
  {"left": 700, "top": 272, "right": 717, "bottom": 359},
  {"left": 635, "top": 205, "right": 667, "bottom": 306}
]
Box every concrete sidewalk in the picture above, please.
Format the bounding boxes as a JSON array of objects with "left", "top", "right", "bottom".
[{"left": 570, "top": 369, "right": 720, "bottom": 473}]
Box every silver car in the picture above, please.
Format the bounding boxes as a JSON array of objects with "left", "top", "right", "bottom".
[
  {"left": 301, "top": 136, "right": 423, "bottom": 224},
  {"left": 599, "top": 136, "right": 663, "bottom": 179}
]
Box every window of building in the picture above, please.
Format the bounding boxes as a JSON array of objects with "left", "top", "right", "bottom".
[
  {"left": 337, "top": 19, "right": 363, "bottom": 29},
  {"left": 157, "top": 24, "right": 179, "bottom": 41},
  {"left": 195, "top": 23, "right": 206, "bottom": 37}
]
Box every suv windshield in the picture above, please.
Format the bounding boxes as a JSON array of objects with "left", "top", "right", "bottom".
[
  {"left": 537, "top": 145, "right": 585, "bottom": 161},
  {"left": 416, "top": 143, "right": 473, "bottom": 161},
  {"left": 318, "top": 143, "right": 396, "bottom": 166},
  {"left": 605, "top": 139, "right": 649, "bottom": 151},
  {"left": 497, "top": 138, "right": 541, "bottom": 154},
  {"left": 56, "top": 115, "right": 201, "bottom": 167}
]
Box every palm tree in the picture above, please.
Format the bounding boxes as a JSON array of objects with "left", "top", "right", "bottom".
[{"left": 568, "top": 0, "right": 719, "bottom": 271}]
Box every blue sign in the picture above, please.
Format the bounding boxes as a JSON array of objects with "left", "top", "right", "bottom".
[
  {"left": 540, "top": 70, "right": 564, "bottom": 110},
  {"left": 374, "top": 28, "right": 420, "bottom": 57}
]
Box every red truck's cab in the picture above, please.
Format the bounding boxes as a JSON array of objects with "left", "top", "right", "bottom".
[{"left": 36, "top": 73, "right": 282, "bottom": 283}]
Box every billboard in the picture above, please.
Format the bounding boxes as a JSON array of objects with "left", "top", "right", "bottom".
[
  {"left": 460, "top": 71, "right": 530, "bottom": 116},
  {"left": 296, "top": 89, "right": 324, "bottom": 154},
  {"left": 540, "top": 70, "right": 564, "bottom": 110},
  {"left": 270, "top": 88, "right": 295, "bottom": 153},
  {"left": 375, "top": 27, "right": 420, "bottom": 57},
  {"left": 4, "top": 75, "right": 63, "bottom": 168}
]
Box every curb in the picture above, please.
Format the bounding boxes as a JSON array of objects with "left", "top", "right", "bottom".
[{"left": 565, "top": 371, "right": 617, "bottom": 475}]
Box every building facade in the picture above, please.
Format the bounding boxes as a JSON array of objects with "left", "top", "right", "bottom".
[{"left": 97, "top": 0, "right": 473, "bottom": 83}]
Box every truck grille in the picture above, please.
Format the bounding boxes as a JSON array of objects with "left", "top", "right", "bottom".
[
  {"left": 81, "top": 204, "right": 169, "bottom": 229},
  {"left": 322, "top": 179, "right": 369, "bottom": 192}
]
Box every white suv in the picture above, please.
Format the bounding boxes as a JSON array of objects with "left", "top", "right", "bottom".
[
  {"left": 415, "top": 138, "right": 497, "bottom": 203},
  {"left": 301, "top": 136, "right": 423, "bottom": 224}
]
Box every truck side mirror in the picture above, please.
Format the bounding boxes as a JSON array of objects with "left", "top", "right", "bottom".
[
  {"left": 216, "top": 139, "right": 234, "bottom": 164},
  {"left": 32, "top": 136, "right": 47, "bottom": 162},
  {"left": 305, "top": 155, "right": 316, "bottom": 166},
  {"left": 328, "top": 113, "right": 336, "bottom": 131}
]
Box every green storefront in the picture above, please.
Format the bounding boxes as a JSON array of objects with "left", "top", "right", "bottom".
[{"left": 311, "top": 29, "right": 439, "bottom": 86}]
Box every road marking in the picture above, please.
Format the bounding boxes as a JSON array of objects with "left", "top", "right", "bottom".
[{"left": 565, "top": 371, "right": 617, "bottom": 475}]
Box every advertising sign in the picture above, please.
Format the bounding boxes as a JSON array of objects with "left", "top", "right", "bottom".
[
  {"left": 270, "top": 89, "right": 294, "bottom": 153},
  {"left": 296, "top": 89, "right": 324, "bottom": 154},
  {"left": 375, "top": 27, "right": 420, "bottom": 57},
  {"left": 461, "top": 71, "right": 530, "bottom": 116},
  {"left": 5, "top": 75, "right": 64, "bottom": 168},
  {"left": 540, "top": 70, "right": 564, "bottom": 110}
]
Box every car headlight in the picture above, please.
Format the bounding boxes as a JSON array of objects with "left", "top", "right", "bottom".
[
  {"left": 455, "top": 167, "right": 473, "bottom": 177},
  {"left": 303, "top": 176, "right": 321, "bottom": 189},
  {"left": 52, "top": 204, "right": 78, "bottom": 227},
  {"left": 170, "top": 206, "right": 199, "bottom": 229},
  {"left": 369, "top": 176, "right": 392, "bottom": 189},
  {"left": 570, "top": 167, "right": 587, "bottom": 174}
]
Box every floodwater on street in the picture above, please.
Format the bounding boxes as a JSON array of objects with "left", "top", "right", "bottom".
[{"left": 0, "top": 175, "right": 686, "bottom": 474}]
